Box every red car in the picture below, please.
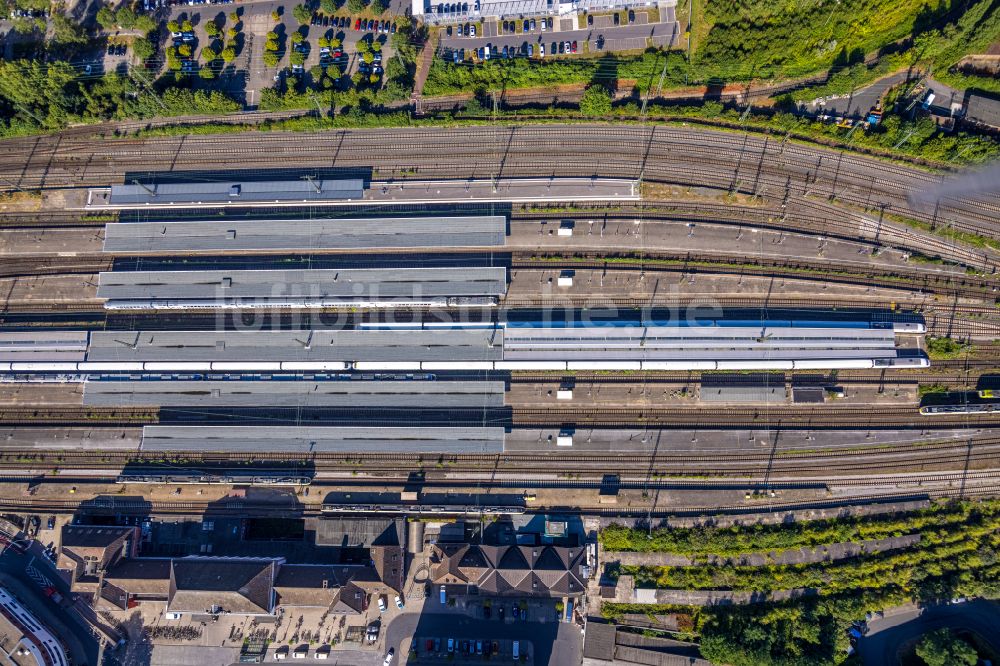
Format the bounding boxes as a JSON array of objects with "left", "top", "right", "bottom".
[
  {"left": 571, "top": 40, "right": 577, "bottom": 53},
  {"left": 354, "top": 18, "right": 361, "bottom": 30},
  {"left": 425, "top": 639, "right": 434, "bottom": 651}
]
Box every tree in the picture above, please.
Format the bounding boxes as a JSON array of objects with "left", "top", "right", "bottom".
[
  {"left": 289, "top": 50, "right": 305, "bottom": 65},
  {"left": 96, "top": 6, "right": 116, "bottom": 29},
  {"left": 49, "top": 14, "right": 88, "bottom": 46},
  {"left": 369, "top": 73, "right": 380, "bottom": 84},
  {"left": 181, "top": 19, "right": 193, "bottom": 32},
  {"left": 202, "top": 47, "right": 218, "bottom": 61},
  {"left": 229, "top": 10, "right": 239, "bottom": 22},
  {"left": 134, "top": 14, "right": 157, "bottom": 34},
  {"left": 351, "top": 72, "right": 363, "bottom": 85},
  {"left": 370, "top": 0, "right": 386, "bottom": 13},
  {"left": 178, "top": 44, "right": 193, "bottom": 57},
  {"left": 271, "top": 9, "right": 281, "bottom": 21},
  {"left": 370, "top": 39, "right": 381, "bottom": 52},
  {"left": 330, "top": 37, "right": 341, "bottom": 49},
  {"left": 317, "top": 36, "right": 330, "bottom": 47},
  {"left": 221, "top": 46, "right": 237, "bottom": 62},
  {"left": 916, "top": 629, "right": 978, "bottom": 666},
  {"left": 355, "top": 38, "right": 370, "bottom": 53},
  {"left": 320, "top": 0, "right": 336, "bottom": 12},
  {"left": 361, "top": 51, "right": 373, "bottom": 64},
  {"left": 346, "top": 0, "right": 366, "bottom": 14},
  {"left": 199, "top": 66, "right": 215, "bottom": 79},
  {"left": 291, "top": 4, "right": 311, "bottom": 24},
  {"left": 132, "top": 37, "right": 155, "bottom": 60},
  {"left": 115, "top": 6, "right": 136, "bottom": 29},
  {"left": 204, "top": 20, "right": 219, "bottom": 37},
  {"left": 227, "top": 27, "right": 237, "bottom": 39},
  {"left": 263, "top": 51, "right": 280, "bottom": 67},
  {"left": 167, "top": 19, "right": 180, "bottom": 33},
  {"left": 290, "top": 31, "right": 304, "bottom": 44},
  {"left": 579, "top": 84, "right": 612, "bottom": 117},
  {"left": 265, "top": 38, "right": 280, "bottom": 52}
]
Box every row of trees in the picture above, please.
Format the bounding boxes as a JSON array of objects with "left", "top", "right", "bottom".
[{"left": 95, "top": 5, "right": 156, "bottom": 33}]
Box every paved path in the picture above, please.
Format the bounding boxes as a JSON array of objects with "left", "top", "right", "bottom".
[
  {"left": 857, "top": 599, "right": 1000, "bottom": 665},
  {"left": 803, "top": 71, "right": 913, "bottom": 118}
]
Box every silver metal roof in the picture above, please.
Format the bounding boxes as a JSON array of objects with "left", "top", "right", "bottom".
[
  {"left": 140, "top": 426, "right": 505, "bottom": 453},
  {"left": 0, "top": 331, "right": 89, "bottom": 362},
  {"left": 503, "top": 326, "right": 899, "bottom": 361},
  {"left": 97, "top": 267, "right": 508, "bottom": 302},
  {"left": 103, "top": 216, "right": 507, "bottom": 253},
  {"left": 87, "top": 329, "right": 504, "bottom": 362},
  {"left": 109, "top": 179, "right": 365, "bottom": 205},
  {"left": 83, "top": 380, "right": 505, "bottom": 408}
]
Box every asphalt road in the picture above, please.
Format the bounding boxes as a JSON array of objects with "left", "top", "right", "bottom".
[
  {"left": 804, "top": 71, "right": 911, "bottom": 118},
  {"left": 0, "top": 541, "right": 102, "bottom": 665},
  {"left": 857, "top": 599, "right": 1000, "bottom": 665}
]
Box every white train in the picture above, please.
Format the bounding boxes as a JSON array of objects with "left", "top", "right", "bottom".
[
  {"left": 0, "top": 356, "right": 929, "bottom": 375},
  {"left": 103, "top": 296, "right": 500, "bottom": 310}
]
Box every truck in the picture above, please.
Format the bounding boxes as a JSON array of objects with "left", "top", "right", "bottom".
[{"left": 866, "top": 103, "right": 883, "bottom": 127}]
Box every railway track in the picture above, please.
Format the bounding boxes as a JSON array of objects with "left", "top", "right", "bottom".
[{"left": 1, "top": 126, "right": 996, "bottom": 242}]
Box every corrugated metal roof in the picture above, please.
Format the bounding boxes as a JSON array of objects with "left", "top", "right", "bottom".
[
  {"left": 109, "top": 179, "right": 364, "bottom": 205},
  {"left": 140, "top": 426, "right": 505, "bottom": 453},
  {"left": 103, "top": 216, "right": 507, "bottom": 253},
  {"left": 86, "top": 329, "right": 504, "bottom": 362},
  {"left": 83, "top": 380, "right": 505, "bottom": 408},
  {"left": 96, "top": 267, "right": 508, "bottom": 301},
  {"left": 700, "top": 386, "right": 786, "bottom": 402}
]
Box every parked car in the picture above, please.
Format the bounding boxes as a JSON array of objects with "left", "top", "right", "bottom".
[
  {"left": 470, "top": 23, "right": 476, "bottom": 36},
  {"left": 571, "top": 40, "right": 577, "bottom": 52},
  {"left": 628, "top": 9, "right": 635, "bottom": 22},
  {"left": 527, "top": 43, "right": 533, "bottom": 57},
  {"left": 382, "top": 648, "right": 394, "bottom": 666},
  {"left": 447, "top": 638, "right": 454, "bottom": 653},
  {"left": 587, "top": 13, "right": 593, "bottom": 25},
  {"left": 395, "top": 595, "right": 404, "bottom": 609},
  {"left": 377, "top": 596, "right": 387, "bottom": 613},
  {"left": 613, "top": 11, "right": 620, "bottom": 24},
  {"left": 354, "top": 18, "right": 361, "bottom": 29},
  {"left": 539, "top": 43, "right": 544, "bottom": 56},
  {"left": 529, "top": 17, "right": 536, "bottom": 30}
]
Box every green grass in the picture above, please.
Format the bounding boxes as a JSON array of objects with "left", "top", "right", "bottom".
[{"left": 925, "top": 336, "right": 972, "bottom": 360}]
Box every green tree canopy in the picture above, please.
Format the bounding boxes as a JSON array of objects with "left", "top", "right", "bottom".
[
  {"left": 346, "top": 0, "right": 366, "bottom": 14},
  {"left": 115, "top": 6, "right": 136, "bottom": 29},
  {"left": 178, "top": 43, "right": 192, "bottom": 57},
  {"left": 289, "top": 50, "right": 305, "bottom": 65},
  {"left": 199, "top": 66, "right": 215, "bottom": 79},
  {"left": 95, "top": 6, "right": 116, "bottom": 29},
  {"left": 916, "top": 629, "right": 978, "bottom": 666},
  {"left": 320, "top": 0, "right": 336, "bottom": 12},
  {"left": 291, "top": 4, "right": 311, "bottom": 24},
  {"left": 370, "top": 0, "right": 386, "bottom": 14},
  {"left": 132, "top": 37, "right": 155, "bottom": 60},
  {"left": 50, "top": 14, "right": 88, "bottom": 46},
  {"left": 181, "top": 19, "right": 193, "bottom": 31},
  {"left": 290, "top": 31, "right": 304, "bottom": 44},
  {"left": 263, "top": 51, "right": 280, "bottom": 67},
  {"left": 204, "top": 20, "right": 219, "bottom": 36},
  {"left": 167, "top": 19, "right": 180, "bottom": 33},
  {"left": 134, "top": 14, "right": 157, "bottom": 34},
  {"left": 202, "top": 47, "right": 218, "bottom": 61},
  {"left": 221, "top": 46, "right": 237, "bottom": 62}
]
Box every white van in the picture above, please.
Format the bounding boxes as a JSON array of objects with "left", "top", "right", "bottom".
[{"left": 512, "top": 641, "right": 520, "bottom": 660}]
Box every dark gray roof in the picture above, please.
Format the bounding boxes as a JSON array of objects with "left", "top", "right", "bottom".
[
  {"left": 109, "top": 179, "right": 364, "bottom": 206},
  {"left": 103, "top": 216, "right": 507, "bottom": 253},
  {"left": 583, "top": 622, "right": 617, "bottom": 661},
  {"left": 86, "top": 329, "right": 504, "bottom": 362},
  {"left": 315, "top": 517, "right": 404, "bottom": 548},
  {"left": 83, "top": 380, "right": 504, "bottom": 408},
  {"left": 97, "top": 267, "right": 508, "bottom": 302},
  {"left": 965, "top": 92, "right": 1000, "bottom": 129},
  {"left": 168, "top": 558, "right": 275, "bottom": 615},
  {"left": 140, "top": 426, "right": 506, "bottom": 454}
]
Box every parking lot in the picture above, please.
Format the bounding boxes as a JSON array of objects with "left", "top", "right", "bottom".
[
  {"left": 438, "top": 7, "right": 678, "bottom": 61},
  {"left": 160, "top": 0, "right": 398, "bottom": 106}
]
